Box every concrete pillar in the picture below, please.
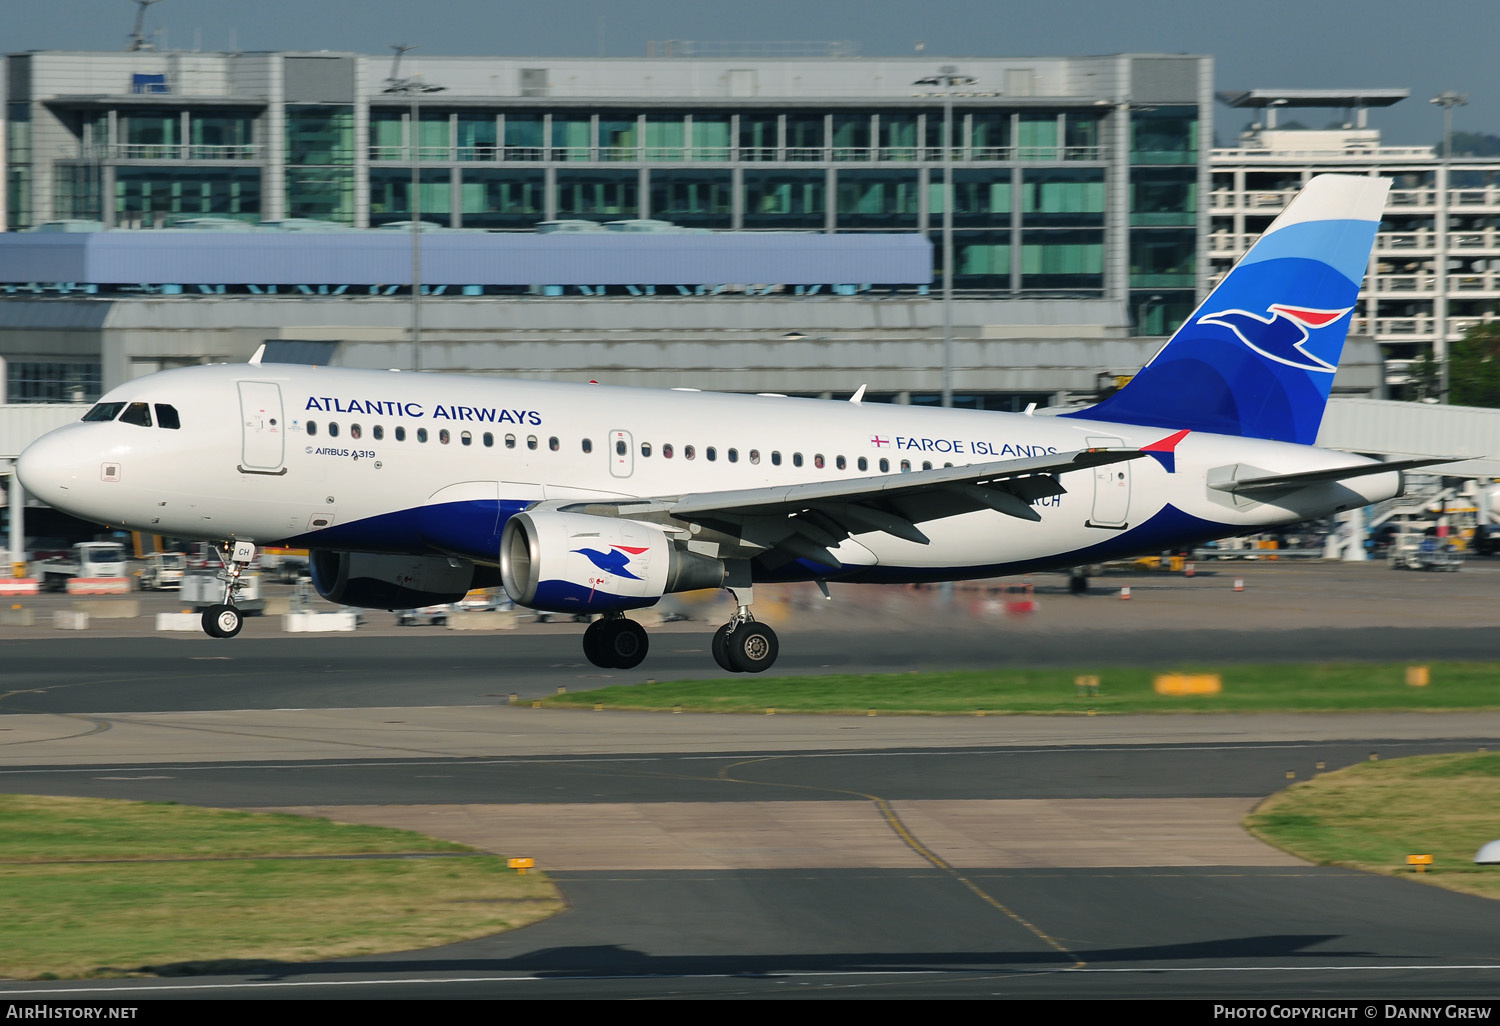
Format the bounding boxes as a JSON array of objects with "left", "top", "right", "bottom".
[
  {"left": 7, "top": 465, "right": 23, "bottom": 576},
  {"left": 1340, "top": 507, "right": 1368, "bottom": 562}
]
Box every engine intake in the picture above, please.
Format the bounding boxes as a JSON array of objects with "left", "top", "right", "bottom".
[
  {"left": 310, "top": 551, "right": 478, "bottom": 609},
  {"left": 500, "top": 511, "right": 724, "bottom": 613}
]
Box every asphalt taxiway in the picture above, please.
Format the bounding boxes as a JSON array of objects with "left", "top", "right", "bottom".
[{"left": 2, "top": 562, "right": 1499, "bottom": 999}]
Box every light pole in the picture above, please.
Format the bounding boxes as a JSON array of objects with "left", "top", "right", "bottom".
[
  {"left": 914, "top": 67, "right": 974, "bottom": 408},
  {"left": 1430, "top": 90, "right": 1467, "bottom": 158},
  {"left": 1430, "top": 91, "right": 1467, "bottom": 403},
  {"left": 384, "top": 44, "right": 445, "bottom": 372}
]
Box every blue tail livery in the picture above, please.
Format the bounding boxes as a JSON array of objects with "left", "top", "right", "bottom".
[{"left": 1071, "top": 174, "right": 1390, "bottom": 444}]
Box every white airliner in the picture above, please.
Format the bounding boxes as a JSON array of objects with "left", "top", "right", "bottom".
[{"left": 17, "top": 174, "right": 1439, "bottom": 673}]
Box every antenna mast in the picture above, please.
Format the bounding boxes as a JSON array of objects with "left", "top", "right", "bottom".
[{"left": 127, "top": 0, "right": 165, "bottom": 52}]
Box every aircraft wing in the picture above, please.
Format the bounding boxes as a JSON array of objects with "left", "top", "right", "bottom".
[{"left": 559, "top": 447, "right": 1144, "bottom": 567}]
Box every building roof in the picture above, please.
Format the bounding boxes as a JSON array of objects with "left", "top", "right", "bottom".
[
  {"left": 0, "top": 231, "right": 932, "bottom": 288},
  {"left": 1217, "top": 89, "right": 1410, "bottom": 109}
]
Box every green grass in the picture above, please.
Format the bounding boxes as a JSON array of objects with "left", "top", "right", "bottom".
[
  {"left": 1247, "top": 752, "right": 1500, "bottom": 901},
  {"left": 0, "top": 795, "right": 564, "bottom": 980},
  {"left": 545, "top": 661, "right": 1500, "bottom": 715}
]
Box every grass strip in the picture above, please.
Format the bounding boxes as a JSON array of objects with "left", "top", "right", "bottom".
[
  {"left": 0, "top": 795, "right": 563, "bottom": 980},
  {"left": 544, "top": 661, "right": 1500, "bottom": 715},
  {"left": 1246, "top": 752, "right": 1500, "bottom": 901}
]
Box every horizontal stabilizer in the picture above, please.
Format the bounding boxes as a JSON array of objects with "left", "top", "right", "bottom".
[{"left": 1209, "top": 456, "right": 1458, "bottom": 495}]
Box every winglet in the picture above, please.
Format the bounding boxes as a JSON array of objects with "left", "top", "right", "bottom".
[
  {"left": 849, "top": 384, "right": 867, "bottom": 405},
  {"left": 1141, "top": 429, "right": 1190, "bottom": 473}
]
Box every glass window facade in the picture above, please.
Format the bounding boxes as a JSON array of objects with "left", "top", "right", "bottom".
[
  {"left": 1021, "top": 229, "right": 1104, "bottom": 292},
  {"left": 286, "top": 105, "right": 354, "bottom": 223},
  {"left": 835, "top": 170, "right": 918, "bottom": 228},
  {"left": 189, "top": 112, "right": 255, "bottom": 159},
  {"left": 1016, "top": 113, "right": 1059, "bottom": 161},
  {"left": 504, "top": 114, "right": 544, "bottom": 160},
  {"left": 461, "top": 168, "right": 544, "bottom": 228},
  {"left": 953, "top": 232, "right": 1012, "bottom": 290},
  {"left": 1021, "top": 168, "right": 1105, "bottom": 226},
  {"left": 738, "top": 112, "right": 778, "bottom": 161},
  {"left": 598, "top": 116, "right": 637, "bottom": 161},
  {"left": 551, "top": 115, "right": 592, "bottom": 161},
  {"left": 1129, "top": 228, "right": 1196, "bottom": 287},
  {"left": 370, "top": 168, "right": 452, "bottom": 226},
  {"left": 690, "top": 114, "right": 731, "bottom": 161},
  {"left": 115, "top": 167, "right": 261, "bottom": 226},
  {"left": 457, "top": 113, "right": 497, "bottom": 160},
  {"left": 555, "top": 170, "right": 639, "bottom": 219},
  {"left": 784, "top": 113, "right": 824, "bottom": 160},
  {"left": 649, "top": 170, "right": 732, "bottom": 228},
  {"left": 7, "top": 361, "right": 101, "bottom": 403},
  {"left": 937, "top": 169, "right": 1012, "bottom": 227},
  {"left": 1131, "top": 107, "right": 1198, "bottom": 165},
  {"left": 743, "top": 170, "right": 825, "bottom": 229},
  {"left": 1131, "top": 167, "right": 1196, "bottom": 226}
]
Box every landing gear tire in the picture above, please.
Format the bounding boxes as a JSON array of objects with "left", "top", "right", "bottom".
[
  {"left": 582, "top": 619, "right": 610, "bottom": 668},
  {"left": 597, "top": 618, "right": 649, "bottom": 670},
  {"left": 726, "top": 622, "right": 778, "bottom": 674},
  {"left": 202, "top": 604, "right": 242, "bottom": 639},
  {"left": 711, "top": 623, "right": 739, "bottom": 673}
]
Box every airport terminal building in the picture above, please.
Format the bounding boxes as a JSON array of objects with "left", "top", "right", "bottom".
[{"left": 0, "top": 47, "right": 1249, "bottom": 407}]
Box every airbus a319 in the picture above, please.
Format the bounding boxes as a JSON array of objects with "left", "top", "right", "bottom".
[{"left": 18, "top": 174, "right": 1436, "bottom": 673}]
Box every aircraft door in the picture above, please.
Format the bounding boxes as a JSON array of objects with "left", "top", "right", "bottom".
[
  {"left": 609, "top": 429, "right": 633, "bottom": 478},
  {"left": 238, "top": 381, "right": 286, "bottom": 474},
  {"left": 1085, "top": 435, "right": 1129, "bottom": 529}
]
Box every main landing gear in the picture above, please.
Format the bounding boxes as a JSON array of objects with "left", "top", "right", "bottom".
[
  {"left": 576, "top": 587, "right": 781, "bottom": 674},
  {"left": 711, "top": 587, "right": 779, "bottom": 674},
  {"left": 582, "top": 613, "right": 649, "bottom": 670},
  {"left": 201, "top": 541, "right": 256, "bottom": 639}
]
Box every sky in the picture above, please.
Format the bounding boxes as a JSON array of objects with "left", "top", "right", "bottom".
[{"left": 6, "top": 0, "right": 1497, "bottom": 147}]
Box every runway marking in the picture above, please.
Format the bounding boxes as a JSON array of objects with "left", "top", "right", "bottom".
[
  {"left": 3, "top": 963, "right": 1500, "bottom": 996},
  {"left": 715, "top": 754, "right": 1085, "bottom": 968}
]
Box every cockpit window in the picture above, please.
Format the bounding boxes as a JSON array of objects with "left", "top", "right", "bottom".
[
  {"left": 81, "top": 402, "right": 125, "bottom": 423},
  {"left": 118, "top": 402, "right": 153, "bottom": 428},
  {"left": 154, "top": 404, "right": 181, "bottom": 430}
]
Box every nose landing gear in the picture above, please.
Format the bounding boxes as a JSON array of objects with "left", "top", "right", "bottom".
[{"left": 201, "top": 541, "right": 256, "bottom": 639}]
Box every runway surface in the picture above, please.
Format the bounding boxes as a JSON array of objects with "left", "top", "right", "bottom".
[{"left": 2, "top": 562, "right": 1500, "bottom": 999}]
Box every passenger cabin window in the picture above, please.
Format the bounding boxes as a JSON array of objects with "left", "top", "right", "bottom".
[
  {"left": 119, "top": 402, "right": 152, "bottom": 428},
  {"left": 328, "top": 422, "right": 340, "bottom": 438},
  {"left": 395, "top": 426, "right": 406, "bottom": 441},
  {"left": 505, "top": 434, "right": 516, "bottom": 449},
  {"left": 484, "top": 432, "right": 494, "bottom": 447},
  {"left": 641, "top": 441, "right": 653, "bottom": 457},
  {"left": 82, "top": 402, "right": 126, "bottom": 423},
  {"left": 549, "top": 436, "right": 559, "bottom": 452},
  {"left": 685, "top": 445, "right": 696, "bottom": 460},
  {"left": 154, "top": 404, "right": 180, "bottom": 429},
  {"left": 461, "top": 431, "right": 472, "bottom": 446},
  {"left": 858, "top": 456, "right": 868, "bottom": 471},
  {"left": 581, "top": 438, "right": 591, "bottom": 453},
  {"left": 814, "top": 454, "right": 825, "bottom": 469},
  {"left": 615, "top": 439, "right": 627, "bottom": 456},
  {"left": 900, "top": 459, "right": 911, "bottom": 472},
  {"left": 836, "top": 456, "right": 846, "bottom": 470},
  {"left": 439, "top": 429, "right": 451, "bottom": 445},
  {"left": 662, "top": 443, "right": 674, "bottom": 458},
  {"left": 749, "top": 449, "right": 760, "bottom": 465},
  {"left": 527, "top": 435, "right": 538, "bottom": 450},
  {"left": 771, "top": 451, "right": 782, "bottom": 466},
  {"left": 373, "top": 425, "right": 384, "bottom": 441},
  {"left": 727, "top": 448, "right": 738, "bottom": 463},
  {"left": 416, "top": 427, "right": 428, "bottom": 443},
  {"left": 706, "top": 447, "right": 717, "bottom": 462},
  {"left": 350, "top": 424, "right": 362, "bottom": 439},
  {"left": 793, "top": 452, "right": 804, "bottom": 467},
  {"left": 879, "top": 458, "right": 890, "bottom": 472},
  {"left": 307, "top": 421, "right": 319, "bottom": 437}
]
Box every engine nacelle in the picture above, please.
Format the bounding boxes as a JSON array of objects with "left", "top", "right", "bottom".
[
  {"left": 500, "top": 511, "right": 724, "bottom": 613},
  {"left": 310, "top": 550, "right": 477, "bottom": 609}
]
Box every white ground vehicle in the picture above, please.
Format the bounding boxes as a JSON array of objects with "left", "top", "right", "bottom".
[
  {"left": 139, "top": 551, "right": 186, "bottom": 590},
  {"left": 30, "top": 542, "right": 128, "bottom": 591}
]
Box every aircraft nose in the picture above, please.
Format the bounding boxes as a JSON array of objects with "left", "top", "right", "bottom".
[{"left": 16, "top": 428, "right": 84, "bottom": 506}]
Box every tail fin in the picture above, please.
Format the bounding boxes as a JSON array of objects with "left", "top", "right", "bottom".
[{"left": 1071, "top": 173, "right": 1390, "bottom": 444}]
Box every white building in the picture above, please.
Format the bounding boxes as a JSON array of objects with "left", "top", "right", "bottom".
[{"left": 1212, "top": 88, "right": 1499, "bottom": 398}]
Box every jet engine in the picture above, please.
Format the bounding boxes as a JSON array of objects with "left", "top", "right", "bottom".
[
  {"left": 500, "top": 511, "right": 724, "bottom": 613},
  {"left": 310, "top": 550, "right": 479, "bottom": 609}
]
